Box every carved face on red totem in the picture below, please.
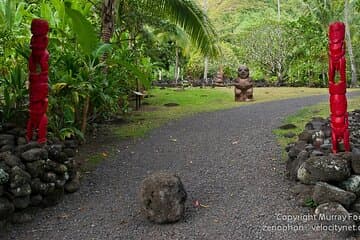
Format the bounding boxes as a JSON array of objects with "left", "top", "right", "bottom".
[
  {"left": 31, "top": 19, "right": 49, "bottom": 36},
  {"left": 329, "top": 22, "right": 345, "bottom": 44},
  {"left": 330, "top": 95, "right": 347, "bottom": 116},
  {"left": 238, "top": 65, "right": 249, "bottom": 79},
  {"left": 30, "top": 36, "right": 48, "bottom": 51}
]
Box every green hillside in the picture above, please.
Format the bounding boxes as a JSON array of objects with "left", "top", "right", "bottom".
[{"left": 190, "top": 0, "right": 357, "bottom": 87}]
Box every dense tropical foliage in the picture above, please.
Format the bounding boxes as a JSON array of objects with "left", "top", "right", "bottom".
[
  {"left": 0, "top": 0, "right": 218, "bottom": 139},
  {"left": 0, "top": 0, "right": 360, "bottom": 140},
  {"left": 191, "top": 0, "right": 360, "bottom": 87}
]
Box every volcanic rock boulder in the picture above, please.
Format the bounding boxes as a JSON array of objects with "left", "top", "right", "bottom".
[
  {"left": 297, "top": 154, "right": 351, "bottom": 184},
  {"left": 139, "top": 172, "right": 187, "bottom": 224},
  {"left": 315, "top": 202, "right": 355, "bottom": 238},
  {"left": 312, "top": 182, "right": 356, "bottom": 208}
]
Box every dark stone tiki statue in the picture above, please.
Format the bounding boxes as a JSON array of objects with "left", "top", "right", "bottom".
[{"left": 234, "top": 65, "right": 253, "bottom": 102}]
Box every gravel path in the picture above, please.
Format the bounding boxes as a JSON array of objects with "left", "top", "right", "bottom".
[{"left": 2, "top": 93, "right": 360, "bottom": 240}]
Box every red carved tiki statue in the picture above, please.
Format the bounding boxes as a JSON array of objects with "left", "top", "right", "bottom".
[
  {"left": 26, "top": 19, "right": 49, "bottom": 144},
  {"left": 328, "top": 22, "right": 350, "bottom": 153}
]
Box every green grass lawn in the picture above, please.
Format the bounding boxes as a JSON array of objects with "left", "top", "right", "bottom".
[
  {"left": 115, "top": 87, "right": 349, "bottom": 139},
  {"left": 274, "top": 95, "right": 360, "bottom": 159}
]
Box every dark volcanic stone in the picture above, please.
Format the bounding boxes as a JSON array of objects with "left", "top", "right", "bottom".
[
  {"left": 298, "top": 130, "right": 314, "bottom": 144},
  {"left": 320, "top": 144, "right": 332, "bottom": 151},
  {"left": 0, "top": 145, "right": 14, "bottom": 153},
  {"left": 48, "top": 144, "right": 65, "bottom": 162},
  {"left": 2, "top": 123, "right": 15, "bottom": 130},
  {"left": 64, "top": 171, "right": 80, "bottom": 193},
  {"left": 310, "top": 150, "right": 324, "bottom": 157},
  {"left": 164, "top": 103, "right": 179, "bottom": 107},
  {"left": 41, "top": 172, "right": 57, "bottom": 183},
  {"left": 139, "top": 172, "right": 187, "bottom": 224},
  {"left": 42, "top": 187, "right": 64, "bottom": 207},
  {"left": 64, "top": 140, "right": 77, "bottom": 149},
  {"left": 310, "top": 118, "right": 327, "bottom": 130},
  {"left": 26, "top": 160, "right": 45, "bottom": 177},
  {"left": 278, "top": 123, "right": 297, "bottom": 130},
  {"left": 0, "top": 162, "right": 10, "bottom": 173},
  {"left": 288, "top": 141, "right": 307, "bottom": 159},
  {"left": 297, "top": 154, "right": 351, "bottom": 184},
  {"left": 63, "top": 148, "right": 75, "bottom": 158},
  {"left": 0, "top": 197, "right": 14, "bottom": 220},
  {"left": 283, "top": 132, "right": 296, "bottom": 138},
  {"left": 312, "top": 182, "right": 356, "bottom": 209},
  {"left": 21, "top": 148, "right": 48, "bottom": 162},
  {"left": 304, "top": 122, "right": 314, "bottom": 130},
  {"left": 45, "top": 159, "right": 67, "bottom": 174},
  {"left": 285, "top": 143, "right": 294, "bottom": 152},
  {"left": 338, "top": 175, "right": 360, "bottom": 196},
  {"left": 16, "top": 137, "right": 27, "bottom": 146},
  {"left": 15, "top": 142, "right": 42, "bottom": 156},
  {"left": 0, "top": 134, "right": 15, "bottom": 144},
  {"left": 10, "top": 183, "right": 32, "bottom": 197},
  {"left": 11, "top": 212, "right": 33, "bottom": 224},
  {"left": 30, "top": 194, "right": 43, "bottom": 206},
  {"left": 315, "top": 203, "right": 355, "bottom": 238},
  {"left": 352, "top": 148, "right": 360, "bottom": 174},
  {"left": 31, "top": 178, "right": 50, "bottom": 195},
  {"left": 286, "top": 150, "right": 309, "bottom": 180},
  {"left": 1, "top": 152, "right": 22, "bottom": 168},
  {"left": 13, "top": 195, "right": 30, "bottom": 209},
  {"left": 10, "top": 166, "right": 31, "bottom": 188},
  {"left": 0, "top": 168, "right": 9, "bottom": 184}
]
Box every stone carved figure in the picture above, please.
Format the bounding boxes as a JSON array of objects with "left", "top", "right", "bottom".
[
  {"left": 234, "top": 65, "right": 253, "bottom": 102},
  {"left": 328, "top": 22, "right": 350, "bottom": 153},
  {"left": 214, "top": 67, "right": 224, "bottom": 86},
  {"left": 26, "top": 19, "right": 49, "bottom": 144}
]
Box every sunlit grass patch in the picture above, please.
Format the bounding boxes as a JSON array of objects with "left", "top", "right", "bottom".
[{"left": 115, "top": 87, "right": 344, "bottom": 139}]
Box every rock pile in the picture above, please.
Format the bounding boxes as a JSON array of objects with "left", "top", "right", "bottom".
[
  {"left": 285, "top": 110, "right": 360, "bottom": 238},
  {"left": 0, "top": 123, "right": 80, "bottom": 224}
]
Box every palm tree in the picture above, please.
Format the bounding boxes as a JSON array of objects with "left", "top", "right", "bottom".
[
  {"left": 344, "top": 0, "right": 357, "bottom": 87},
  {"left": 157, "top": 25, "right": 191, "bottom": 84},
  {"left": 100, "top": 0, "right": 219, "bottom": 58},
  {"left": 101, "top": 0, "right": 115, "bottom": 44},
  {"left": 303, "top": 0, "right": 357, "bottom": 87},
  {"left": 100, "top": 0, "right": 115, "bottom": 62}
]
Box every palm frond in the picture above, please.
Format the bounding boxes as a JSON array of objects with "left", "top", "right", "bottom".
[{"left": 126, "top": 0, "right": 220, "bottom": 58}]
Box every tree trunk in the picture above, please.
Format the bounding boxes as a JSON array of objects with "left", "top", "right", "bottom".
[
  {"left": 81, "top": 96, "right": 90, "bottom": 136},
  {"left": 175, "top": 47, "right": 179, "bottom": 84},
  {"left": 203, "top": 57, "right": 208, "bottom": 86},
  {"left": 202, "top": 0, "right": 208, "bottom": 87},
  {"left": 345, "top": 0, "right": 357, "bottom": 87},
  {"left": 100, "top": 0, "right": 115, "bottom": 61},
  {"left": 277, "top": 0, "right": 281, "bottom": 21},
  {"left": 80, "top": 0, "right": 115, "bottom": 137}
]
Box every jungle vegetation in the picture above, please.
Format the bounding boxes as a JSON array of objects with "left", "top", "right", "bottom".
[{"left": 0, "top": 0, "right": 359, "bottom": 140}]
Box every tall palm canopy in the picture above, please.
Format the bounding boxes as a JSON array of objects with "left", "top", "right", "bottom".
[{"left": 115, "top": 0, "right": 219, "bottom": 58}]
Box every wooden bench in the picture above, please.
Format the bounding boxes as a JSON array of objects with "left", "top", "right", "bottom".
[{"left": 133, "top": 91, "right": 146, "bottom": 110}]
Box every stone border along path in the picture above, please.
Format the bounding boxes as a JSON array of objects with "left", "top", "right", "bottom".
[{"left": 2, "top": 92, "right": 360, "bottom": 240}]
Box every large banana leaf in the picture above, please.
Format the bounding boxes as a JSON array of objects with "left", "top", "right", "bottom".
[{"left": 64, "top": 2, "right": 98, "bottom": 55}]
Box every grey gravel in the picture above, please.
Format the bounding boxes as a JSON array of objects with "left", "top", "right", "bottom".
[{"left": 2, "top": 93, "right": 360, "bottom": 240}]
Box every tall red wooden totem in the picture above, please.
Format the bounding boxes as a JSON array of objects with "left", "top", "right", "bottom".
[
  {"left": 328, "top": 22, "right": 350, "bottom": 153},
  {"left": 26, "top": 19, "right": 49, "bottom": 144}
]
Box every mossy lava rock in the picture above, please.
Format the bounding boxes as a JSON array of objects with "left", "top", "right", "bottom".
[{"left": 139, "top": 172, "right": 187, "bottom": 224}]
